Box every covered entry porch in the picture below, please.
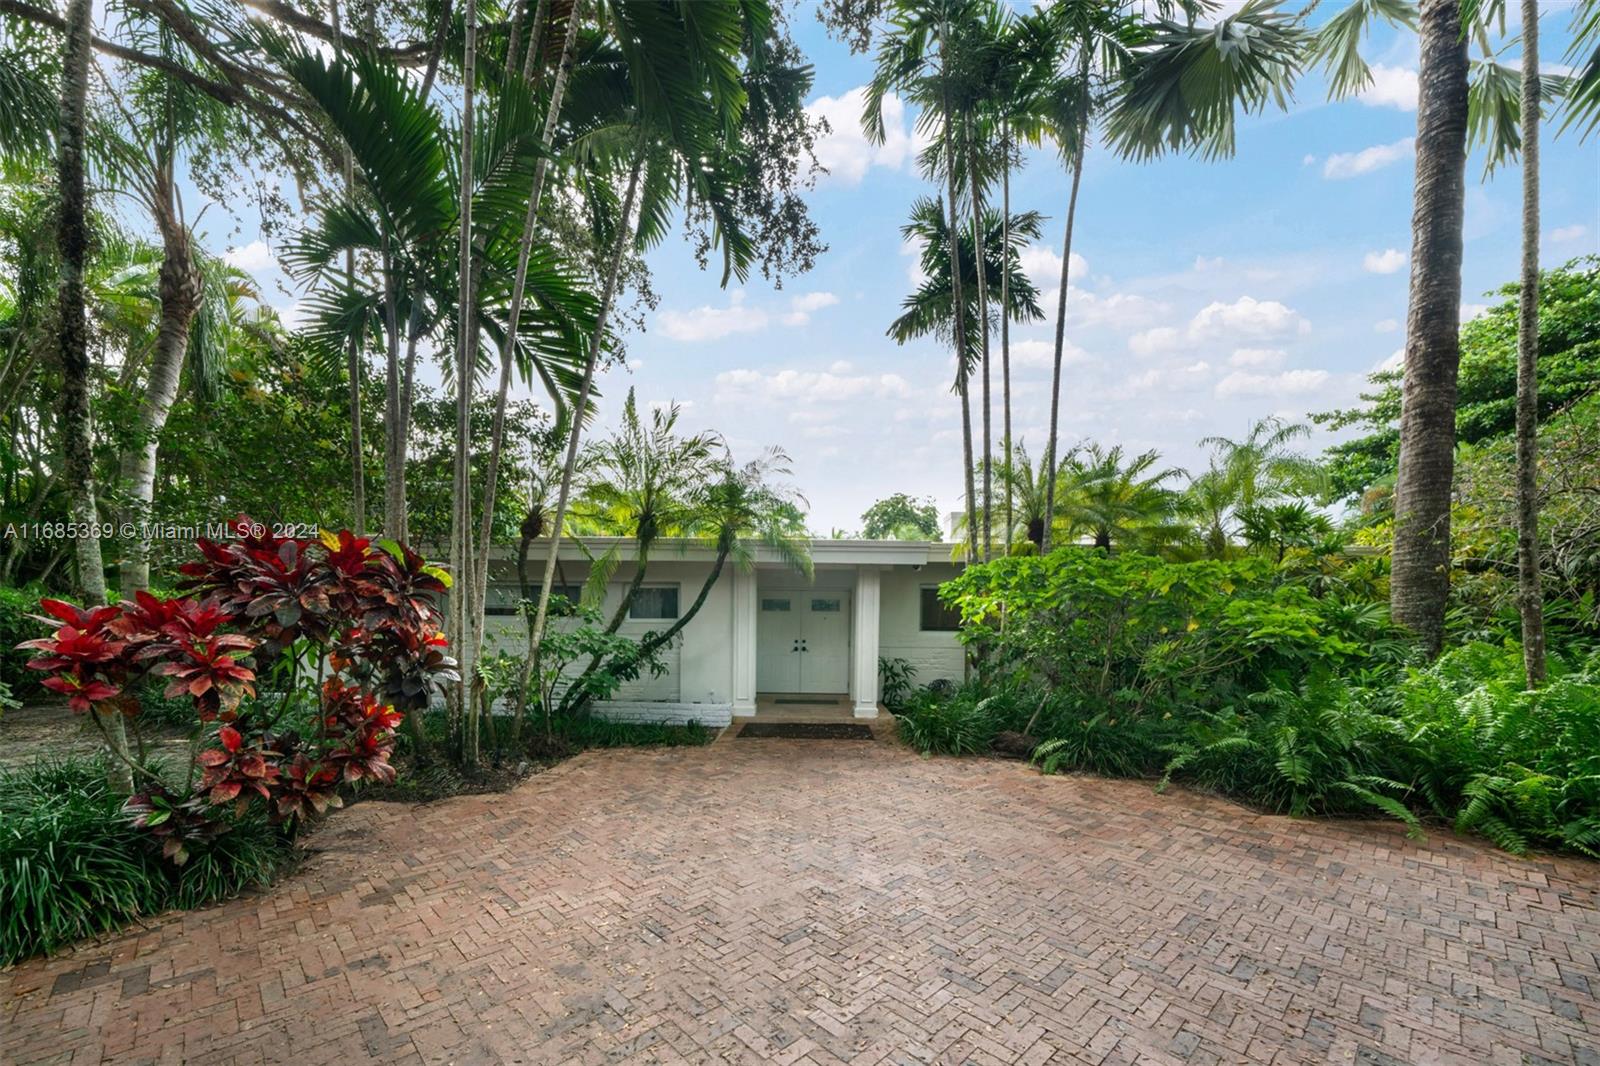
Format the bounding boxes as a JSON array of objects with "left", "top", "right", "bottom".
[{"left": 731, "top": 553, "right": 885, "bottom": 719}]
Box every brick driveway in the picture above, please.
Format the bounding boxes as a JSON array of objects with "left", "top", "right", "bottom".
[{"left": 4, "top": 736, "right": 1598, "bottom": 1065}]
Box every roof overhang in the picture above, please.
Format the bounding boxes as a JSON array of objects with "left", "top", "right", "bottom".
[{"left": 494, "top": 537, "right": 962, "bottom": 568}]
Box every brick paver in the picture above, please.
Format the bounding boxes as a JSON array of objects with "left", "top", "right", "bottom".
[{"left": 3, "top": 737, "right": 1598, "bottom": 1065}]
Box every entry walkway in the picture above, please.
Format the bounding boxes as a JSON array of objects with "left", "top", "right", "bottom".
[{"left": 4, "top": 741, "right": 1597, "bottom": 1064}]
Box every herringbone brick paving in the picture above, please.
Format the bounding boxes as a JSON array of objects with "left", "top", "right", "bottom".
[{"left": 3, "top": 736, "right": 1598, "bottom": 1065}]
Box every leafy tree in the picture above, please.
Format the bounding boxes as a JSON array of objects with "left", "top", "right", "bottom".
[
  {"left": 861, "top": 493, "right": 941, "bottom": 540},
  {"left": 1314, "top": 258, "right": 1600, "bottom": 507}
]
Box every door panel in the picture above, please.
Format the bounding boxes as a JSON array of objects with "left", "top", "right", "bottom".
[
  {"left": 799, "top": 595, "right": 850, "bottom": 693},
  {"left": 756, "top": 595, "right": 800, "bottom": 692}
]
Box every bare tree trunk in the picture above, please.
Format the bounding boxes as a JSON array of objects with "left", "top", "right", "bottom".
[
  {"left": 1391, "top": 0, "right": 1468, "bottom": 657},
  {"left": 516, "top": 145, "right": 644, "bottom": 733},
  {"left": 1515, "top": 0, "right": 1545, "bottom": 685},
  {"left": 470, "top": 2, "right": 582, "bottom": 666},
  {"left": 57, "top": 0, "right": 131, "bottom": 792},
  {"left": 1042, "top": 145, "right": 1085, "bottom": 555},
  {"left": 118, "top": 178, "right": 201, "bottom": 595},
  {"left": 939, "top": 25, "right": 975, "bottom": 563},
  {"left": 1000, "top": 119, "right": 1012, "bottom": 557},
  {"left": 451, "top": 0, "right": 480, "bottom": 766},
  {"left": 965, "top": 113, "right": 992, "bottom": 562}
]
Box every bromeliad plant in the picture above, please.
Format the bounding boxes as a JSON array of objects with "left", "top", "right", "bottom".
[{"left": 18, "top": 517, "right": 459, "bottom": 863}]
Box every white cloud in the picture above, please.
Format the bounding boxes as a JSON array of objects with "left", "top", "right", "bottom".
[
  {"left": 714, "top": 367, "right": 916, "bottom": 405},
  {"left": 1066, "top": 288, "right": 1166, "bottom": 329},
  {"left": 1124, "top": 359, "right": 1210, "bottom": 395},
  {"left": 805, "top": 86, "right": 920, "bottom": 184},
  {"left": 1193, "top": 255, "right": 1225, "bottom": 272},
  {"left": 790, "top": 291, "right": 840, "bottom": 314},
  {"left": 1374, "top": 348, "right": 1405, "bottom": 373},
  {"left": 1374, "top": 318, "right": 1400, "bottom": 333},
  {"left": 1359, "top": 64, "right": 1418, "bottom": 110},
  {"left": 1018, "top": 245, "right": 1087, "bottom": 290},
  {"left": 1461, "top": 302, "right": 1490, "bottom": 321},
  {"left": 1323, "top": 137, "right": 1414, "bottom": 180},
  {"left": 1362, "top": 248, "right": 1407, "bottom": 274},
  {"left": 1128, "top": 326, "right": 1182, "bottom": 357},
  {"left": 1549, "top": 223, "right": 1588, "bottom": 242},
  {"left": 1229, "top": 347, "right": 1285, "bottom": 369},
  {"left": 1189, "top": 295, "right": 1311, "bottom": 341},
  {"left": 1215, "top": 368, "right": 1331, "bottom": 399},
  {"left": 658, "top": 291, "right": 768, "bottom": 342},
  {"left": 224, "top": 239, "right": 274, "bottom": 272},
  {"left": 1301, "top": 153, "right": 1317, "bottom": 167},
  {"left": 780, "top": 290, "right": 840, "bottom": 327}
]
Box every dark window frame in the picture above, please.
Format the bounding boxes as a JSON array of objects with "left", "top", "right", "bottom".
[
  {"left": 629, "top": 584, "right": 680, "bottom": 621},
  {"left": 919, "top": 586, "right": 961, "bottom": 632}
]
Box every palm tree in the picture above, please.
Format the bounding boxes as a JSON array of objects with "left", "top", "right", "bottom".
[
  {"left": 95, "top": 37, "right": 240, "bottom": 594},
  {"left": 889, "top": 197, "right": 1044, "bottom": 556},
  {"left": 550, "top": 446, "right": 812, "bottom": 720},
  {"left": 864, "top": 0, "right": 984, "bottom": 560},
  {"left": 1057, "top": 443, "right": 1186, "bottom": 553},
  {"left": 570, "top": 390, "right": 722, "bottom": 633},
  {"left": 988, "top": 12, "right": 1058, "bottom": 557},
  {"left": 1390, "top": 0, "right": 1471, "bottom": 656},
  {"left": 1196, "top": 416, "right": 1325, "bottom": 545},
  {"left": 1512, "top": 0, "right": 1546, "bottom": 683},
  {"left": 54, "top": 0, "right": 132, "bottom": 790},
  {"left": 472, "top": 0, "right": 586, "bottom": 678},
  {"left": 991, "top": 439, "right": 1054, "bottom": 550},
  {"left": 1038, "top": 0, "right": 1305, "bottom": 551},
  {"left": 521, "top": 0, "right": 768, "bottom": 709}
]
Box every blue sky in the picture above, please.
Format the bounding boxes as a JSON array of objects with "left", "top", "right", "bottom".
[{"left": 208, "top": 3, "right": 1600, "bottom": 534}]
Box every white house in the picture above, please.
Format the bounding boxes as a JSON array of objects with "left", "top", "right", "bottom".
[{"left": 478, "top": 538, "right": 967, "bottom": 728}]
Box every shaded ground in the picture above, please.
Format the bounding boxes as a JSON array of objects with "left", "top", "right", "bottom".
[
  {"left": 3, "top": 735, "right": 1597, "bottom": 1065},
  {"left": 0, "top": 702, "right": 190, "bottom": 771}
]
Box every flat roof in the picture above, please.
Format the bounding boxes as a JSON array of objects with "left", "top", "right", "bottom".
[{"left": 496, "top": 536, "right": 963, "bottom": 567}]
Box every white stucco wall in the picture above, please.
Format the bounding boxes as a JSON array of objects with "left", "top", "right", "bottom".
[
  {"left": 877, "top": 563, "right": 966, "bottom": 687},
  {"left": 481, "top": 558, "right": 734, "bottom": 704}
]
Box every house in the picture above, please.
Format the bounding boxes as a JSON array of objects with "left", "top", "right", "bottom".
[{"left": 479, "top": 538, "right": 967, "bottom": 728}]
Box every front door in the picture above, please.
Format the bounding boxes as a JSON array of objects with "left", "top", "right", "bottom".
[{"left": 757, "top": 592, "right": 850, "bottom": 694}]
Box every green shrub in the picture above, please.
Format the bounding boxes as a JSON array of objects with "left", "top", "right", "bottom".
[
  {"left": 0, "top": 756, "right": 292, "bottom": 964},
  {"left": 1160, "top": 674, "right": 1419, "bottom": 831},
  {"left": 1399, "top": 643, "right": 1600, "bottom": 856},
  {"left": 1031, "top": 710, "right": 1178, "bottom": 779},
  {"left": 0, "top": 585, "right": 44, "bottom": 700},
  {"left": 878, "top": 656, "right": 917, "bottom": 712},
  {"left": 552, "top": 714, "right": 714, "bottom": 749},
  {"left": 894, "top": 684, "right": 998, "bottom": 756}
]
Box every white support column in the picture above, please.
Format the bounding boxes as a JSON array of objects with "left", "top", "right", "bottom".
[
  {"left": 731, "top": 566, "right": 758, "bottom": 717},
  {"left": 852, "top": 566, "right": 881, "bottom": 718}
]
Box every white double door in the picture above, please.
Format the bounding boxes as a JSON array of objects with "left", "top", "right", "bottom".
[{"left": 756, "top": 591, "right": 850, "bottom": 694}]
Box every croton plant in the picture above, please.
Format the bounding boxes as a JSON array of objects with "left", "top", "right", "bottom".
[{"left": 18, "top": 517, "right": 458, "bottom": 863}]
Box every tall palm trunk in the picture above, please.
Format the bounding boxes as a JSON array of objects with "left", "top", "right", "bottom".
[
  {"left": 1041, "top": 142, "right": 1085, "bottom": 554},
  {"left": 939, "top": 27, "right": 976, "bottom": 563},
  {"left": 999, "top": 119, "right": 1012, "bottom": 557},
  {"left": 451, "top": 0, "right": 480, "bottom": 766},
  {"left": 965, "top": 112, "right": 992, "bottom": 562},
  {"left": 470, "top": 3, "right": 583, "bottom": 666},
  {"left": 56, "top": 0, "right": 131, "bottom": 791},
  {"left": 331, "top": 0, "right": 365, "bottom": 539},
  {"left": 1515, "top": 0, "right": 1545, "bottom": 685},
  {"left": 118, "top": 178, "right": 201, "bottom": 595},
  {"left": 516, "top": 144, "right": 645, "bottom": 736},
  {"left": 1390, "top": 0, "right": 1469, "bottom": 657}
]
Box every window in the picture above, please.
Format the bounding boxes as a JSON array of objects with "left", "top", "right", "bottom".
[
  {"left": 629, "top": 585, "right": 679, "bottom": 620},
  {"left": 483, "top": 585, "right": 580, "bottom": 617},
  {"left": 919, "top": 586, "right": 961, "bottom": 632},
  {"left": 761, "top": 597, "right": 791, "bottom": 612},
  {"left": 810, "top": 598, "right": 842, "bottom": 613}
]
